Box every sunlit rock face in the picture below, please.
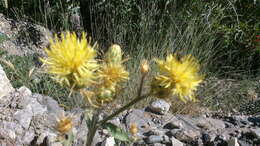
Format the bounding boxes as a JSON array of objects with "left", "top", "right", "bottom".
[
  {"left": 0, "top": 64, "right": 14, "bottom": 100},
  {"left": 0, "top": 13, "right": 52, "bottom": 57}
]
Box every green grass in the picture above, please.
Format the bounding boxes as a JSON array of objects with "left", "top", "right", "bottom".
[
  {"left": 199, "top": 76, "right": 260, "bottom": 112},
  {"left": 0, "top": 52, "right": 83, "bottom": 109}
]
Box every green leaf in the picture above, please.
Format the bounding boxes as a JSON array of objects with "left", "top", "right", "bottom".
[
  {"left": 84, "top": 109, "right": 95, "bottom": 129},
  {"left": 103, "top": 122, "right": 131, "bottom": 142},
  {"left": 0, "top": 32, "right": 9, "bottom": 44}
]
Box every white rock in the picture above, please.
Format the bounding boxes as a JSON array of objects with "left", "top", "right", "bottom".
[
  {"left": 22, "top": 130, "right": 35, "bottom": 145},
  {"left": 6, "top": 129, "right": 16, "bottom": 140},
  {"left": 174, "top": 129, "right": 200, "bottom": 142},
  {"left": 51, "top": 142, "right": 63, "bottom": 146},
  {"left": 14, "top": 105, "right": 33, "bottom": 129},
  {"left": 0, "top": 127, "right": 16, "bottom": 140},
  {"left": 3, "top": 121, "right": 23, "bottom": 135},
  {"left": 171, "top": 137, "right": 184, "bottom": 146},
  {"left": 101, "top": 137, "right": 115, "bottom": 146},
  {"left": 0, "top": 64, "right": 14, "bottom": 100},
  {"left": 37, "top": 131, "right": 57, "bottom": 145},
  {"left": 30, "top": 98, "right": 47, "bottom": 115},
  {"left": 250, "top": 128, "right": 260, "bottom": 139},
  {"left": 35, "top": 94, "right": 63, "bottom": 115},
  {"left": 227, "top": 137, "right": 240, "bottom": 146},
  {"left": 18, "top": 86, "right": 32, "bottom": 97},
  {"left": 149, "top": 99, "right": 171, "bottom": 115}
]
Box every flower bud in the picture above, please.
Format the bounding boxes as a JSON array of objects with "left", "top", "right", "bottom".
[
  {"left": 96, "top": 86, "right": 116, "bottom": 104},
  {"left": 140, "top": 60, "right": 149, "bottom": 75},
  {"left": 130, "top": 123, "right": 138, "bottom": 135},
  {"left": 105, "top": 44, "right": 122, "bottom": 64}
]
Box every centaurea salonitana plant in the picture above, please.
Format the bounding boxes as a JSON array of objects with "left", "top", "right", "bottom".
[
  {"left": 151, "top": 54, "right": 203, "bottom": 102},
  {"left": 41, "top": 32, "right": 204, "bottom": 146},
  {"left": 40, "top": 32, "right": 99, "bottom": 90}
]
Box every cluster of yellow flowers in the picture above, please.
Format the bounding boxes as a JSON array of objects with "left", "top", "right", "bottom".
[
  {"left": 41, "top": 31, "right": 203, "bottom": 106},
  {"left": 40, "top": 32, "right": 204, "bottom": 138},
  {"left": 41, "top": 32, "right": 129, "bottom": 107},
  {"left": 91, "top": 44, "right": 129, "bottom": 106}
]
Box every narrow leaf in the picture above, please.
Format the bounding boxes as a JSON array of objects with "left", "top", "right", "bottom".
[
  {"left": 103, "top": 122, "right": 131, "bottom": 142},
  {"left": 0, "top": 32, "right": 9, "bottom": 44}
]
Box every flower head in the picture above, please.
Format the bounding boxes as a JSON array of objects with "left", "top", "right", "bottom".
[
  {"left": 40, "top": 32, "right": 99, "bottom": 89},
  {"left": 151, "top": 54, "right": 203, "bottom": 102},
  {"left": 81, "top": 44, "right": 129, "bottom": 108},
  {"left": 130, "top": 123, "right": 138, "bottom": 135},
  {"left": 98, "top": 63, "right": 129, "bottom": 88},
  {"left": 55, "top": 113, "right": 74, "bottom": 134}
]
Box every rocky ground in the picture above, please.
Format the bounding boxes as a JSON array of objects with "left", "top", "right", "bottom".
[{"left": 1, "top": 64, "right": 260, "bottom": 146}]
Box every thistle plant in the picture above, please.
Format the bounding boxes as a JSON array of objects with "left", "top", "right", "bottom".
[
  {"left": 40, "top": 32, "right": 99, "bottom": 90},
  {"left": 41, "top": 32, "right": 204, "bottom": 145}
]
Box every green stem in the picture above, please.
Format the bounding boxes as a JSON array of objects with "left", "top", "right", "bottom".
[
  {"left": 137, "top": 74, "right": 146, "bottom": 97},
  {"left": 86, "top": 125, "right": 98, "bottom": 146},
  {"left": 85, "top": 74, "right": 150, "bottom": 146},
  {"left": 85, "top": 109, "right": 101, "bottom": 146},
  {"left": 98, "top": 93, "right": 150, "bottom": 127}
]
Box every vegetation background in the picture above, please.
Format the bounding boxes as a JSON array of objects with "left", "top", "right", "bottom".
[{"left": 0, "top": 0, "right": 259, "bottom": 114}]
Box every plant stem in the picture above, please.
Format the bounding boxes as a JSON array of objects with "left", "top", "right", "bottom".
[
  {"left": 86, "top": 125, "right": 98, "bottom": 146},
  {"left": 99, "top": 74, "right": 148, "bottom": 126},
  {"left": 137, "top": 74, "right": 146, "bottom": 97},
  {"left": 85, "top": 109, "right": 101, "bottom": 146},
  {"left": 86, "top": 74, "right": 150, "bottom": 146},
  {"left": 98, "top": 93, "right": 150, "bottom": 127}
]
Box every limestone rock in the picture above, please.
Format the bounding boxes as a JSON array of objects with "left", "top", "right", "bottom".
[
  {"left": 171, "top": 137, "right": 184, "bottom": 146},
  {"left": 201, "top": 131, "right": 216, "bottom": 144},
  {"left": 17, "top": 86, "right": 32, "bottom": 97},
  {"left": 228, "top": 137, "right": 240, "bottom": 146},
  {"left": 0, "top": 13, "right": 52, "bottom": 56},
  {"left": 0, "top": 64, "right": 14, "bottom": 100},
  {"left": 145, "top": 135, "right": 170, "bottom": 144},
  {"left": 144, "top": 129, "right": 167, "bottom": 136},
  {"left": 22, "top": 130, "right": 35, "bottom": 145},
  {"left": 34, "top": 93, "right": 63, "bottom": 115},
  {"left": 250, "top": 128, "right": 260, "bottom": 139},
  {"left": 195, "top": 117, "right": 226, "bottom": 130},
  {"left": 125, "top": 109, "right": 157, "bottom": 137},
  {"left": 149, "top": 99, "right": 171, "bottom": 115},
  {"left": 174, "top": 129, "right": 201, "bottom": 143},
  {"left": 101, "top": 137, "right": 115, "bottom": 146},
  {"left": 14, "top": 105, "right": 33, "bottom": 129},
  {"left": 163, "top": 120, "right": 183, "bottom": 129}
]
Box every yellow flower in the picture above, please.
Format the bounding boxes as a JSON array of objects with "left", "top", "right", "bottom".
[
  {"left": 130, "top": 123, "right": 138, "bottom": 135},
  {"left": 81, "top": 63, "right": 128, "bottom": 108},
  {"left": 56, "top": 113, "right": 74, "bottom": 134},
  {"left": 151, "top": 54, "right": 203, "bottom": 102},
  {"left": 98, "top": 63, "right": 129, "bottom": 88},
  {"left": 40, "top": 32, "right": 99, "bottom": 89}
]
